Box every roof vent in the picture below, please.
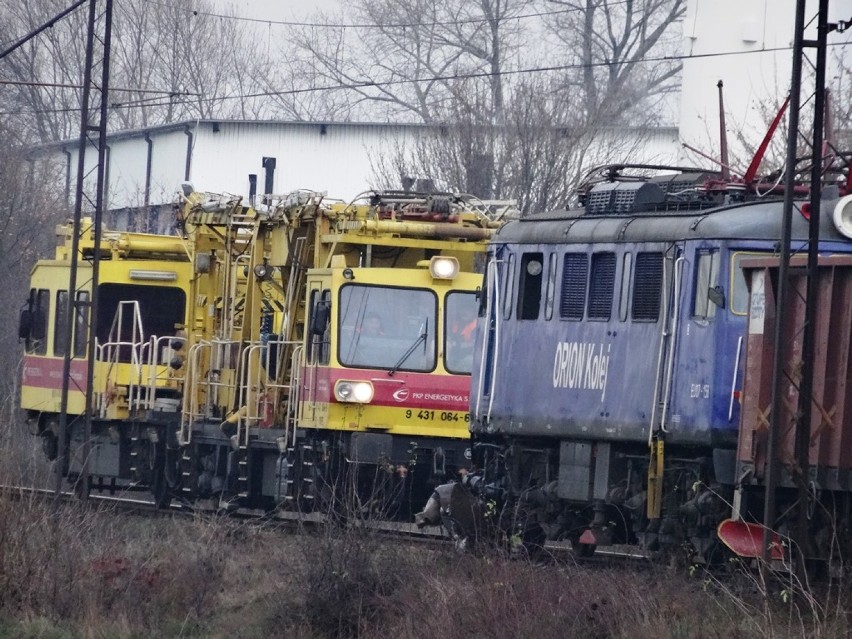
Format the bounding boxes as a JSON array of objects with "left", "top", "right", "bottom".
[{"left": 585, "top": 181, "right": 665, "bottom": 215}]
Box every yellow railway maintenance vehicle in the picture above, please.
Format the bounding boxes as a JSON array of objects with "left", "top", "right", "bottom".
[
  {"left": 20, "top": 222, "right": 193, "bottom": 497},
  {"left": 22, "top": 187, "right": 507, "bottom": 515}
]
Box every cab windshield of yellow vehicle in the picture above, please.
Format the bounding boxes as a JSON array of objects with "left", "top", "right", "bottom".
[{"left": 338, "top": 284, "right": 437, "bottom": 371}]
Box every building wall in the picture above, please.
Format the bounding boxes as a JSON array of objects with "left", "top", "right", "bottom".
[
  {"left": 678, "top": 0, "right": 850, "bottom": 168},
  {"left": 185, "top": 121, "right": 421, "bottom": 202},
  {"left": 38, "top": 121, "right": 682, "bottom": 220}
]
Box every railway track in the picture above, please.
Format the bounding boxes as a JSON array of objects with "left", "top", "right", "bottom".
[
  {"left": 0, "top": 482, "right": 657, "bottom": 567},
  {"left": 0, "top": 482, "right": 451, "bottom": 543}
]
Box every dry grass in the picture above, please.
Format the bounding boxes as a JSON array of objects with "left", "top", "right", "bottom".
[
  {"left": 0, "top": 491, "right": 849, "bottom": 639},
  {"left": 0, "top": 426, "right": 850, "bottom": 638}
]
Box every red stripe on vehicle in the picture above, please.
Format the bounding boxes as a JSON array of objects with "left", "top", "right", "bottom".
[
  {"left": 302, "top": 366, "right": 471, "bottom": 411},
  {"left": 22, "top": 355, "right": 88, "bottom": 391}
]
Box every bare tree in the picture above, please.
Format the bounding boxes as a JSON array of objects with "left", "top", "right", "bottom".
[
  {"left": 829, "top": 45, "right": 852, "bottom": 149},
  {"left": 0, "top": 1, "right": 89, "bottom": 144},
  {"left": 543, "top": 0, "right": 685, "bottom": 128},
  {"left": 291, "top": 0, "right": 526, "bottom": 123},
  {"left": 0, "top": 0, "right": 278, "bottom": 145},
  {"left": 294, "top": 0, "right": 684, "bottom": 212},
  {"left": 0, "top": 122, "right": 67, "bottom": 400}
]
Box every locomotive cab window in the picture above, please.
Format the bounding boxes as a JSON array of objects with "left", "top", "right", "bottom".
[
  {"left": 560, "top": 253, "right": 588, "bottom": 320},
  {"left": 74, "top": 291, "right": 90, "bottom": 357},
  {"left": 445, "top": 291, "right": 478, "bottom": 374},
  {"left": 544, "top": 253, "right": 557, "bottom": 320},
  {"left": 517, "top": 252, "right": 543, "bottom": 320},
  {"left": 52, "top": 290, "right": 91, "bottom": 357},
  {"left": 54, "top": 291, "right": 69, "bottom": 356},
  {"left": 618, "top": 253, "right": 633, "bottom": 321},
  {"left": 731, "top": 251, "right": 769, "bottom": 315},
  {"left": 25, "top": 288, "right": 50, "bottom": 355},
  {"left": 693, "top": 250, "right": 720, "bottom": 319},
  {"left": 631, "top": 252, "right": 663, "bottom": 321}
]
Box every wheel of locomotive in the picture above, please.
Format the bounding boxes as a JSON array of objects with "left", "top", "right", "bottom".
[
  {"left": 40, "top": 432, "right": 58, "bottom": 461},
  {"left": 71, "top": 473, "right": 91, "bottom": 500},
  {"left": 303, "top": 445, "right": 348, "bottom": 524},
  {"left": 517, "top": 520, "right": 547, "bottom": 557},
  {"left": 150, "top": 443, "right": 184, "bottom": 509},
  {"left": 357, "top": 462, "right": 407, "bottom": 521},
  {"left": 500, "top": 502, "right": 546, "bottom": 557}
]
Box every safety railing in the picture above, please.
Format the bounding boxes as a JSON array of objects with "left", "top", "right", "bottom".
[
  {"left": 95, "top": 301, "right": 146, "bottom": 417},
  {"left": 179, "top": 339, "right": 241, "bottom": 445},
  {"left": 234, "top": 338, "right": 301, "bottom": 448},
  {"left": 135, "top": 334, "right": 185, "bottom": 413}
]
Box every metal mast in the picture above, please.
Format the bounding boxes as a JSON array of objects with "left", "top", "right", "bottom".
[
  {"left": 54, "top": 0, "right": 113, "bottom": 502},
  {"left": 763, "top": 0, "right": 847, "bottom": 566}
]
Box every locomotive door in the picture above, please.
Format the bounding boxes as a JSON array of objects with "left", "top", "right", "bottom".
[
  {"left": 644, "top": 243, "right": 685, "bottom": 518},
  {"left": 645, "top": 242, "right": 685, "bottom": 517},
  {"left": 300, "top": 281, "right": 331, "bottom": 424},
  {"left": 648, "top": 243, "right": 685, "bottom": 436},
  {"left": 474, "top": 250, "right": 509, "bottom": 424}
]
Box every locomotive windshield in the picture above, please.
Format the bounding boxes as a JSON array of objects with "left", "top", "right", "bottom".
[
  {"left": 97, "top": 284, "right": 186, "bottom": 363},
  {"left": 444, "top": 291, "right": 478, "bottom": 374},
  {"left": 338, "top": 284, "right": 437, "bottom": 372}
]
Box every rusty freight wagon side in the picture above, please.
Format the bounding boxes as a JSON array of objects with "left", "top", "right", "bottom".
[{"left": 726, "top": 255, "right": 852, "bottom": 562}]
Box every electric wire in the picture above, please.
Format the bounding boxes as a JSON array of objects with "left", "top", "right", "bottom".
[
  {"left": 3, "top": 41, "right": 843, "bottom": 118},
  {"left": 135, "top": 0, "right": 644, "bottom": 30}
]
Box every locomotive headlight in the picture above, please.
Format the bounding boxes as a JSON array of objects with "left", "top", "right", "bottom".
[
  {"left": 253, "top": 263, "right": 271, "bottom": 280},
  {"left": 334, "top": 380, "right": 374, "bottom": 404},
  {"left": 429, "top": 256, "right": 459, "bottom": 280}
]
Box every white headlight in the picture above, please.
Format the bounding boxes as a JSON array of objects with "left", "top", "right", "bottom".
[
  {"left": 430, "top": 256, "right": 459, "bottom": 279},
  {"left": 334, "top": 380, "right": 374, "bottom": 403}
]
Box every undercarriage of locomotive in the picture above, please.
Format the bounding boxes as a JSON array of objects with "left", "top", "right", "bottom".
[
  {"left": 417, "top": 438, "right": 734, "bottom": 561},
  {"left": 147, "top": 426, "right": 469, "bottom": 520},
  {"left": 278, "top": 433, "right": 469, "bottom": 521}
]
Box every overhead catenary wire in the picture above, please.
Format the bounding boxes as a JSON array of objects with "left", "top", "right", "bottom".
[
  {"left": 0, "top": 0, "right": 88, "bottom": 60},
  {"left": 2, "top": 41, "right": 840, "bottom": 118},
  {"left": 0, "top": 79, "right": 196, "bottom": 96},
  {"left": 136, "top": 0, "right": 641, "bottom": 30}
]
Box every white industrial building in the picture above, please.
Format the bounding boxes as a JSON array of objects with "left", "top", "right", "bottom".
[{"left": 30, "top": 120, "right": 681, "bottom": 233}]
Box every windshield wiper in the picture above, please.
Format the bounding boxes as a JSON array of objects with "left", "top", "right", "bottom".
[{"left": 389, "top": 319, "right": 428, "bottom": 376}]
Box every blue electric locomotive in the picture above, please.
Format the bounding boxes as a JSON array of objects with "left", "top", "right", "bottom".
[{"left": 466, "top": 166, "right": 852, "bottom": 560}]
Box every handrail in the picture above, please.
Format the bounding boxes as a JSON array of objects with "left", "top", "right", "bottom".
[
  {"left": 649, "top": 250, "right": 675, "bottom": 444},
  {"left": 728, "top": 336, "right": 744, "bottom": 422},
  {"left": 287, "top": 345, "right": 304, "bottom": 447},
  {"left": 140, "top": 335, "right": 185, "bottom": 412},
  {"left": 659, "top": 255, "right": 685, "bottom": 434},
  {"left": 180, "top": 340, "right": 210, "bottom": 445},
  {"left": 95, "top": 338, "right": 146, "bottom": 416}
]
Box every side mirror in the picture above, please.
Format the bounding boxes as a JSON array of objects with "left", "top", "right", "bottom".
[
  {"left": 310, "top": 301, "right": 330, "bottom": 335},
  {"left": 708, "top": 285, "right": 726, "bottom": 309},
  {"left": 18, "top": 308, "right": 32, "bottom": 340}
]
